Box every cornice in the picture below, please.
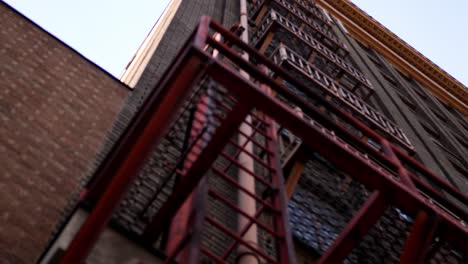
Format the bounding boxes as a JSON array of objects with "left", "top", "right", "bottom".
[{"left": 316, "top": 0, "right": 468, "bottom": 115}]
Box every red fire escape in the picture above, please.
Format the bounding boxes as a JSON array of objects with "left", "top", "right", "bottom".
[{"left": 58, "top": 17, "right": 467, "bottom": 263}]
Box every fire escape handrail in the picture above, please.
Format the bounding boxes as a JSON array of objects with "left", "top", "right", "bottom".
[
  {"left": 252, "top": 10, "right": 373, "bottom": 93},
  {"left": 60, "top": 16, "right": 467, "bottom": 263},
  {"left": 199, "top": 19, "right": 468, "bottom": 223},
  {"left": 269, "top": 44, "right": 415, "bottom": 151},
  {"left": 250, "top": 0, "right": 348, "bottom": 52},
  {"left": 198, "top": 20, "right": 468, "bottom": 252},
  {"left": 292, "top": 0, "right": 333, "bottom": 28}
]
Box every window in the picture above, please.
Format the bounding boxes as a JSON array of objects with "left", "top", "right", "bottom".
[
  {"left": 457, "top": 136, "right": 468, "bottom": 149},
  {"left": 433, "top": 138, "right": 462, "bottom": 163},
  {"left": 368, "top": 54, "right": 383, "bottom": 67},
  {"left": 433, "top": 109, "right": 448, "bottom": 124},
  {"left": 383, "top": 74, "right": 412, "bottom": 99},
  {"left": 396, "top": 68, "right": 412, "bottom": 83},
  {"left": 382, "top": 74, "right": 398, "bottom": 87},
  {"left": 356, "top": 40, "right": 371, "bottom": 51},
  {"left": 421, "top": 121, "right": 440, "bottom": 139},
  {"left": 413, "top": 87, "right": 427, "bottom": 100},
  {"left": 399, "top": 94, "right": 417, "bottom": 111},
  {"left": 451, "top": 160, "right": 468, "bottom": 181}
]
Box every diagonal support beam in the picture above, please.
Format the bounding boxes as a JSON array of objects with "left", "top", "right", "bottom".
[
  {"left": 380, "top": 139, "right": 415, "bottom": 190},
  {"left": 281, "top": 140, "right": 306, "bottom": 200},
  {"left": 59, "top": 48, "right": 209, "bottom": 264},
  {"left": 264, "top": 114, "right": 297, "bottom": 264},
  {"left": 203, "top": 49, "right": 468, "bottom": 245},
  {"left": 285, "top": 161, "right": 305, "bottom": 200},
  {"left": 142, "top": 100, "right": 252, "bottom": 243},
  {"left": 165, "top": 95, "right": 210, "bottom": 261},
  {"left": 317, "top": 191, "right": 388, "bottom": 264},
  {"left": 400, "top": 210, "right": 440, "bottom": 264}
]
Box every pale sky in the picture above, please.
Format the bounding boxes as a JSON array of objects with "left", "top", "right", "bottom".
[
  {"left": 352, "top": 0, "right": 468, "bottom": 86},
  {"left": 4, "top": 0, "right": 467, "bottom": 86}
]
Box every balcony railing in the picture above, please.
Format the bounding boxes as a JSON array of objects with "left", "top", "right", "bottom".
[
  {"left": 293, "top": 0, "right": 333, "bottom": 28},
  {"left": 252, "top": 10, "right": 374, "bottom": 98},
  {"left": 271, "top": 44, "right": 412, "bottom": 150},
  {"left": 61, "top": 18, "right": 468, "bottom": 264},
  {"left": 250, "top": 0, "right": 348, "bottom": 56}
]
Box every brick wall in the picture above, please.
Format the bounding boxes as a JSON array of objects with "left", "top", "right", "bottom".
[{"left": 0, "top": 3, "right": 129, "bottom": 263}]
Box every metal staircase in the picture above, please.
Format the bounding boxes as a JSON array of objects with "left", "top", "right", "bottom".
[{"left": 56, "top": 17, "right": 467, "bottom": 264}]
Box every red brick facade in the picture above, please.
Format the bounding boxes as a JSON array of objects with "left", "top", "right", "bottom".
[{"left": 0, "top": 4, "right": 129, "bottom": 263}]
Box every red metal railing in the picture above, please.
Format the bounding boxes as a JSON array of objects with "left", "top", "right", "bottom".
[
  {"left": 59, "top": 17, "right": 467, "bottom": 263},
  {"left": 270, "top": 44, "right": 413, "bottom": 151},
  {"left": 160, "top": 107, "right": 296, "bottom": 263},
  {"left": 252, "top": 10, "right": 373, "bottom": 96},
  {"left": 250, "top": 0, "right": 349, "bottom": 55}
]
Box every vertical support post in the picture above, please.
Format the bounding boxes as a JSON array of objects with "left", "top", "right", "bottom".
[
  {"left": 266, "top": 116, "right": 297, "bottom": 264},
  {"left": 400, "top": 210, "right": 439, "bottom": 264},
  {"left": 262, "top": 81, "right": 296, "bottom": 264},
  {"left": 166, "top": 95, "right": 209, "bottom": 260},
  {"left": 185, "top": 178, "right": 208, "bottom": 264},
  {"left": 163, "top": 178, "right": 207, "bottom": 264},
  {"left": 318, "top": 191, "right": 387, "bottom": 264}
]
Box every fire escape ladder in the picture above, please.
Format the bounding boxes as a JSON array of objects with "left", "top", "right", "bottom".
[
  {"left": 160, "top": 103, "right": 296, "bottom": 263},
  {"left": 57, "top": 16, "right": 467, "bottom": 264}
]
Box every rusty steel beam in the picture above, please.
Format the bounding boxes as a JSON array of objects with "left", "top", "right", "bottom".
[
  {"left": 400, "top": 211, "right": 440, "bottom": 264},
  {"left": 141, "top": 99, "right": 252, "bottom": 243},
  {"left": 165, "top": 94, "right": 209, "bottom": 261},
  {"left": 264, "top": 113, "right": 297, "bottom": 264},
  {"left": 380, "top": 139, "right": 415, "bottom": 189},
  {"left": 207, "top": 14, "right": 467, "bottom": 209},
  {"left": 59, "top": 45, "right": 210, "bottom": 264},
  {"left": 220, "top": 204, "right": 268, "bottom": 260},
  {"left": 205, "top": 18, "right": 468, "bottom": 219},
  {"left": 84, "top": 20, "right": 210, "bottom": 205},
  {"left": 61, "top": 17, "right": 468, "bottom": 263},
  {"left": 396, "top": 145, "right": 468, "bottom": 206},
  {"left": 164, "top": 179, "right": 207, "bottom": 264},
  {"left": 409, "top": 174, "right": 468, "bottom": 221},
  {"left": 163, "top": 232, "right": 191, "bottom": 264},
  {"left": 181, "top": 179, "right": 208, "bottom": 264},
  {"left": 207, "top": 22, "right": 411, "bottom": 162},
  {"left": 317, "top": 191, "right": 388, "bottom": 264},
  {"left": 285, "top": 161, "right": 306, "bottom": 199},
  {"left": 202, "top": 45, "right": 468, "bottom": 245}
]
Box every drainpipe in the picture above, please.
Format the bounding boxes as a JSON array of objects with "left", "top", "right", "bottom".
[{"left": 237, "top": 0, "right": 258, "bottom": 263}]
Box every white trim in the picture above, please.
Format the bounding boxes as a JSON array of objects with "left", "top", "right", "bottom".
[
  {"left": 119, "top": 0, "right": 183, "bottom": 88},
  {"left": 319, "top": 6, "right": 333, "bottom": 23},
  {"left": 335, "top": 18, "right": 349, "bottom": 34}
]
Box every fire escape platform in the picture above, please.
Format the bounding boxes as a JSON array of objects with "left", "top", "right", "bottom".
[
  {"left": 53, "top": 17, "right": 468, "bottom": 264},
  {"left": 250, "top": 0, "right": 349, "bottom": 56},
  {"left": 251, "top": 9, "right": 374, "bottom": 99}
]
